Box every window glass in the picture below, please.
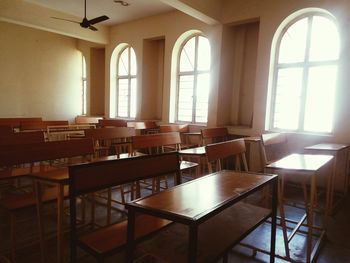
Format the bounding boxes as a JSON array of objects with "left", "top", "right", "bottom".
[
  {"left": 176, "top": 34, "right": 211, "bottom": 123},
  {"left": 116, "top": 46, "right": 137, "bottom": 118},
  {"left": 278, "top": 18, "right": 308, "bottom": 64},
  {"left": 268, "top": 13, "right": 339, "bottom": 133}
]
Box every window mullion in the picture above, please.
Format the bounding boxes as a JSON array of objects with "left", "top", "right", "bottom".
[
  {"left": 298, "top": 16, "right": 313, "bottom": 131},
  {"left": 192, "top": 36, "right": 199, "bottom": 123}
]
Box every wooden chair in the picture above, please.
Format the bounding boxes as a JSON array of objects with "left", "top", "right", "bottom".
[
  {"left": 127, "top": 121, "right": 159, "bottom": 134},
  {"left": 159, "top": 124, "right": 197, "bottom": 149},
  {"left": 98, "top": 119, "right": 127, "bottom": 128},
  {"left": 260, "top": 133, "right": 289, "bottom": 168},
  {"left": 85, "top": 127, "right": 135, "bottom": 157},
  {"left": 69, "top": 152, "right": 180, "bottom": 263},
  {"left": 131, "top": 132, "right": 198, "bottom": 190},
  {"left": 205, "top": 139, "right": 248, "bottom": 173},
  {"left": 0, "top": 138, "right": 95, "bottom": 261},
  {"left": 201, "top": 127, "right": 230, "bottom": 146}
]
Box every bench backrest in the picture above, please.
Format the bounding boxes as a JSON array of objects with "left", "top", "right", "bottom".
[
  {"left": 0, "top": 117, "right": 42, "bottom": 129},
  {"left": 0, "top": 138, "right": 94, "bottom": 167},
  {"left": 201, "top": 127, "right": 229, "bottom": 145},
  {"left": 75, "top": 115, "right": 103, "bottom": 124},
  {"left": 205, "top": 139, "right": 248, "bottom": 173},
  {"left": 85, "top": 127, "right": 135, "bottom": 141},
  {"left": 69, "top": 152, "right": 180, "bottom": 196},
  {"left": 98, "top": 119, "right": 127, "bottom": 127},
  {"left": 0, "top": 131, "right": 45, "bottom": 146},
  {"left": 132, "top": 132, "right": 182, "bottom": 153}
]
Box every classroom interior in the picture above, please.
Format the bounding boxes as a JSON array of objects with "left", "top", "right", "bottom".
[{"left": 1, "top": 0, "right": 350, "bottom": 262}]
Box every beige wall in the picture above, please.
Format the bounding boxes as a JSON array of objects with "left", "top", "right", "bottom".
[{"left": 0, "top": 21, "right": 82, "bottom": 122}]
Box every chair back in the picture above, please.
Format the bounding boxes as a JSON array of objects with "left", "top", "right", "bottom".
[
  {"left": 205, "top": 139, "right": 248, "bottom": 173},
  {"left": 260, "top": 133, "right": 289, "bottom": 167},
  {"left": 201, "top": 127, "right": 229, "bottom": 145},
  {"left": 0, "top": 117, "right": 42, "bottom": 130},
  {"left": 75, "top": 115, "right": 103, "bottom": 124},
  {"left": 0, "top": 131, "right": 45, "bottom": 146},
  {"left": 159, "top": 124, "right": 189, "bottom": 133},
  {"left": 19, "top": 120, "right": 46, "bottom": 131},
  {"left": 132, "top": 132, "right": 182, "bottom": 154}
]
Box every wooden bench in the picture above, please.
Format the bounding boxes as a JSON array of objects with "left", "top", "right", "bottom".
[
  {"left": 0, "top": 117, "right": 42, "bottom": 130},
  {"left": 159, "top": 124, "right": 197, "bottom": 149},
  {"left": 0, "top": 138, "right": 95, "bottom": 260},
  {"left": 69, "top": 152, "right": 181, "bottom": 262},
  {"left": 75, "top": 115, "right": 104, "bottom": 125},
  {"left": 127, "top": 121, "right": 159, "bottom": 134},
  {"left": 0, "top": 125, "right": 13, "bottom": 136},
  {"left": 0, "top": 131, "right": 45, "bottom": 146},
  {"left": 98, "top": 119, "right": 127, "bottom": 128}
]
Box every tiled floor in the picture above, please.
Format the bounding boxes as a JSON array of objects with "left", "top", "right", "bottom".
[{"left": 1, "top": 183, "right": 350, "bottom": 263}]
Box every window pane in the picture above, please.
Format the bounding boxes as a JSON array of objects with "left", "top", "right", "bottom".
[
  {"left": 304, "top": 65, "right": 337, "bottom": 133},
  {"left": 180, "top": 37, "right": 196, "bottom": 72},
  {"left": 117, "top": 79, "right": 129, "bottom": 117},
  {"left": 197, "top": 36, "right": 211, "bottom": 71},
  {"left": 130, "top": 47, "right": 137, "bottom": 75},
  {"left": 130, "top": 78, "right": 137, "bottom": 118},
  {"left": 278, "top": 18, "right": 308, "bottom": 64},
  {"left": 309, "top": 16, "right": 340, "bottom": 62},
  {"left": 118, "top": 48, "right": 129, "bottom": 76},
  {"left": 195, "top": 73, "right": 210, "bottom": 123},
  {"left": 273, "top": 68, "right": 303, "bottom": 130},
  {"left": 178, "top": 75, "right": 194, "bottom": 122}
]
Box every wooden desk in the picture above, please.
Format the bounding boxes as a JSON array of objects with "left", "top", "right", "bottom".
[
  {"left": 304, "top": 143, "right": 349, "bottom": 202},
  {"left": 265, "top": 153, "right": 333, "bottom": 263},
  {"left": 126, "top": 170, "right": 278, "bottom": 263},
  {"left": 178, "top": 146, "right": 206, "bottom": 176}
]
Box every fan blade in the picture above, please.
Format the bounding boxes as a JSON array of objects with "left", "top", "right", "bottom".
[
  {"left": 51, "top": 17, "right": 80, "bottom": 24},
  {"left": 89, "top": 25, "right": 98, "bottom": 31},
  {"left": 88, "top": 15, "right": 109, "bottom": 25}
]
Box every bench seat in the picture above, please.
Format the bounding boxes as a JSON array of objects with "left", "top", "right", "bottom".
[{"left": 78, "top": 214, "right": 172, "bottom": 256}]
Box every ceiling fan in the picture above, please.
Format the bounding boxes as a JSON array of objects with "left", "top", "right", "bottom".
[{"left": 51, "top": 0, "right": 109, "bottom": 31}]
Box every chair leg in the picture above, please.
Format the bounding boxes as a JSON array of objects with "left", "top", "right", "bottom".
[{"left": 107, "top": 188, "right": 112, "bottom": 225}]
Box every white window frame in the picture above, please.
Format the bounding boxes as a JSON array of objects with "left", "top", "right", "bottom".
[
  {"left": 116, "top": 45, "right": 137, "bottom": 119},
  {"left": 82, "top": 55, "right": 87, "bottom": 115},
  {"left": 176, "top": 34, "right": 210, "bottom": 124},
  {"left": 267, "top": 12, "right": 339, "bottom": 134}
]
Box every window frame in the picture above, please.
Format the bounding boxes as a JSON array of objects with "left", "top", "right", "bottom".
[
  {"left": 175, "top": 34, "right": 210, "bottom": 124},
  {"left": 268, "top": 12, "right": 340, "bottom": 134},
  {"left": 116, "top": 45, "right": 137, "bottom": 119}
]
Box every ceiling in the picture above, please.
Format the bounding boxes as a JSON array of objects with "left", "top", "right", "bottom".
[{"left": 24, "top": 0, "right": 175, "bottom": 26}]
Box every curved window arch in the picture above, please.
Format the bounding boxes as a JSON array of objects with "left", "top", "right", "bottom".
[
  {"left": 266, "top": 10, "right": 340, "bottom": 133},
  {"left": 176, "top": 34, "right": 211, "bottom": 123},
  {"left": 116, "top": 45, "right": 137, "bottom": 118}
]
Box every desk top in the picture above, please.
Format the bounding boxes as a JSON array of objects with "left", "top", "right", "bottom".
[
  {"left": 304, "top": 143, "right": 350, "bottom": 151},
  {"left": 127, "top": 170, "right": 276, "bottom": 222},
  {"left": 178, "top": 146, "right": 205, "bottom": 156},
  {"left": 266, "top": 153, "right": 333, "bottom": 172}
]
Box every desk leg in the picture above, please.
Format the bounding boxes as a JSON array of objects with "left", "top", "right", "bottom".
[
  {"left": 278, "top": 176, "right": 290, "bottom": 259},
  {"left": 270, "top": 179, "right": 277, "bottom": 263},
  {"left": 57, "top": 184, "right": 64, "bottom": 263},
  {"left": 307, "top": 176, "right": 316, "bottom": 263},
  {"left": 126, "top": 208, "right": 136, "bottom": 263},
  {"left": 34, "top": 180, "right": 46, "bottom": 263},
  {"left": 188, "top": 225, "right": 198, "bottom": 262}
]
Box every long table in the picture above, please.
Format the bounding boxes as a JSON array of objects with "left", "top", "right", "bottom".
[{"left": 126, "top": 170, "right": 278, "bottom": 263}]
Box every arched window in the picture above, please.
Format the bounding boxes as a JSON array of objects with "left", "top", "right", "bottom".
[
  {"left": 116, "top": 45, "right": 137, "bottom": 118},
  {"left": 176, "top": 34, "right": 211, "bottom": 123},
  {"left": 267, "top": 11, "right": 340, "bottom": 133}
]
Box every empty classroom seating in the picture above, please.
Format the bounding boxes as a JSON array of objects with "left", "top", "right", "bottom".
[
  {"left": 98, "top": 119, "right": 127, "bottom": 128},
  {"left": 69, "top": 152, "right": 181, "bottom": 262}
]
